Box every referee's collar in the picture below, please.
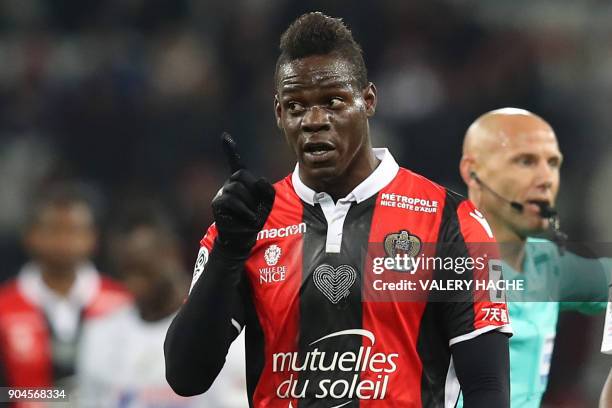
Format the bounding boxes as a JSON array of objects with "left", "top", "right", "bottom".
[{"left": 292, "top": 148, "right": 399, "bottom": 206}]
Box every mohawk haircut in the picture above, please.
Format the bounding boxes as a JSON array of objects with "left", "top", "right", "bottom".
[{"left": 275, "top": 12, "right": 368, "bottom": 89}]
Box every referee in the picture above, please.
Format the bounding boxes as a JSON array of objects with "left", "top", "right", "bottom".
[
  {"left": 165, "top": 12, "right": 511, "bottom": 407},
  {"left": 458, "top": 108, "right": 611, "bottom": 407}
]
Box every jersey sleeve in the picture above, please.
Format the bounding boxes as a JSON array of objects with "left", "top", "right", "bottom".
[
  {"left": 188, "top": 223, "right": 217, "bottom": 294},
  {"left": 188, "top": 222, "right": 246, "bottom": 333},
  {"left": 556, "top": 249, "right": 611, "bottom": 313},
  {"left": 165, "top": 222, "right": 251, "bottom": 395},
  {"left": 437, "top": 193, "right": 512, "bottom": 346}
]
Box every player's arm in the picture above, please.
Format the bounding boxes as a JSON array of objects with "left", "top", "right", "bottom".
[
  {"left": 438, "top": 192, "right": 511, "bottom": 406},
  {"left": 600, "top": 368, "right": 612, "bottom": 408},
  {"left": 452, "top": 331, "right": 510, "bottom": 407},
  {"left": 164, "top": 235, "right": 250, "bottom": 396},
  {"left": 164, "top": 135, "right": 275, "bottom": 396},
  {"left": 555, "top": 247, "right": 612, "bottom": 312}
]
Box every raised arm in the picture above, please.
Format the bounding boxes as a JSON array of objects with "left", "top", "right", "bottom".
[{"left": 164, "top": 135, "right": 275, "bottom": 396}]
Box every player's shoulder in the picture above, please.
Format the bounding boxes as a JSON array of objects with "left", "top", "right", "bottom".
[
  {"left": 0, "top": 279, "right": 27, "bottom": 310},
  {"left": 394, "top": 167, "right": 448, "bottom": 197},
  {"left": 272, "top": 173, "right": 300, "bottom": 202},
  {"left": 84, "top": 304, "right": 135, "bottom": 331},
  {"left": 0, "top": 278, "right": 19, "bottom": 299},
  {"left": 98, "top": 275, "right": 131, "bottom": 295},
  {"left": 273, "top": 173, "right": 293, "bottom": 189},
  {"left": 265, "top": 173, "right": 304, "bottom": 217},
  {"left": 85, "top": 275, "right": 133, "bottom": 318},
  {"left": 393, "top": 167, "right": 470, "bottom": 210},
  {"left": 395, "top": 168, "right": 494, "bottom": 241}
]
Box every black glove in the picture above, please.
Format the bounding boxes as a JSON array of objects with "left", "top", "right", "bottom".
[{"left": 211, "top": 133, "right": 275, "bottom": 254}]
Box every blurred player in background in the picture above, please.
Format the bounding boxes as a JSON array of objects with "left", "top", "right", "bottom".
[
  {"left": 166, "top": 12, "right": 511, "bottom": 407},
  {"left": 0, "top": 184, "right": 131, "bottom": 398},
  {"left": 76, "top": 207, "right": 247, "bottom": 407},
  {"left": 459, "top": 108, "right": 611, "bottom": 407}
]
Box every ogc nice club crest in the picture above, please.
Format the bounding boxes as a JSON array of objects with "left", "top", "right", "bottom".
[{"left": 383, "top": 230, "right": 422, "bottom": 272}]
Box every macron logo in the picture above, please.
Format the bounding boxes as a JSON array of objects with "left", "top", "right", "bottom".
[
  {"left": 469, "top": 210, "right": 494, "bottom": 239},
  {"left": 257, "top": 223, "right": 306, "bottom": 241}
]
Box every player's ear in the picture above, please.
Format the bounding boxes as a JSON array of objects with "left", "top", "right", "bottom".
[
  {"left": 459, "top": 156, "right": 477, "bottom": 188},
  {"left": 274, "top": 94, "right": 282, "bottom": 130},
  {"left": 363, "top": 82, "right": 377, "bottom": 117}
]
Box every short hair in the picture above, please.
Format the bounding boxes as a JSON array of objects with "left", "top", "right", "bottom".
[
  {"left": 110, "top": 200, "right": 179, "bottom": 248},
  {"left": 108, "top": 201, "right": 182, "bottom": 270},
  {"left": 26, "top": 182, "right": 98, "bottom": 228},
  {"left": 275, "top": 12, "right": 368, "bottom": 89}
]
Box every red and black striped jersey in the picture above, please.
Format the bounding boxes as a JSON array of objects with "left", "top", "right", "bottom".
[
  {"left": 0, "top": 263, "right": 131, "bottom": 395},
  {"left": 194, "top": 148, "right": 511, "bottom": 408}
]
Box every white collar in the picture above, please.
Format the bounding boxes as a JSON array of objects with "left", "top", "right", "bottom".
[
  {"left": 291, "top": 148, "right": 399, "bottom": 206},
  {"left": 17, "top": 261, "right": 100, "bottom": 308}
]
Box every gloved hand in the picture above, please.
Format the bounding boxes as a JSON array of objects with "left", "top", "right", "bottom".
[{"left": 211, "top": 133, "right": 275, "bottom": 254}]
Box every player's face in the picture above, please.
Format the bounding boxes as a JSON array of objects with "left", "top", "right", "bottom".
[
  {"left": 275, "top": 54, "right": 376, "bottom": 188},
  {"left": 26, "top": 204, "right": 96, "bottom": 272},
  {"left": 115, "top": 227, "right": 177, "bottom": 312},
  {"left": 480, "top": 129, "right": 562, "bottom": 236}
]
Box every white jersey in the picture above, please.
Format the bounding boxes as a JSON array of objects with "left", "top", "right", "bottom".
[{"left": 76, "top": 306, "right": 248, "bottom": 407}]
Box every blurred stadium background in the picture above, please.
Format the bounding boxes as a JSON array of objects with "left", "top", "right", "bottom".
[{"left": 0, "top": 0, "right": 611, "bottom": 406}]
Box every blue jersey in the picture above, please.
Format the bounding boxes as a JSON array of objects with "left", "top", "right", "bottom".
[{"left": 458, "top": 238, "right": 610, "bottom": 407}]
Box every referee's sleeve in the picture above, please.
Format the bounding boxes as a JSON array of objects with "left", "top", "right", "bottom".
[{"left": 556, "top": 246, "right": 611, "bottom": 312}]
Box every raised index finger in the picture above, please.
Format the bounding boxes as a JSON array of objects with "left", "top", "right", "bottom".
[{"left": 221, "top": 132, "right": 245, "bottom": 174}]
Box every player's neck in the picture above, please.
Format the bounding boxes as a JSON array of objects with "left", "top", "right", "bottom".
[
  {"left": 138, "top": 284, "right": 184, "bottom": 322},
  {"left": 40, "top": 265, "right": 77, "bottom": 297},
  {"left": 312, "top": 148, "right": 380, "bottom": 202}
]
